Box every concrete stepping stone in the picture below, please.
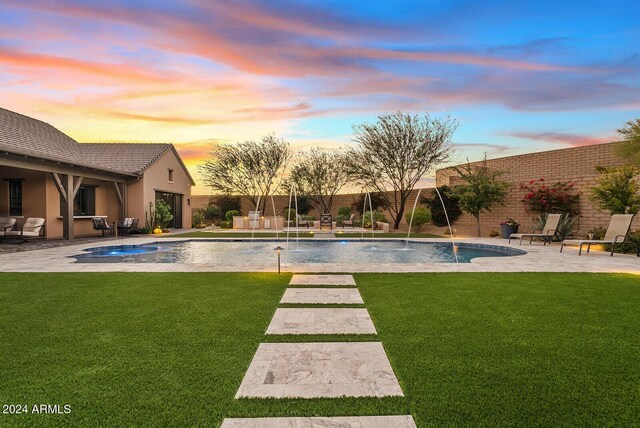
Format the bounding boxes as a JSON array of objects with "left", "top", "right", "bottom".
[
  {"left": 235, "top": 342, "right": 403, "bottom": 398},
  {"left": 289, "top": 274, "right": 356, "bottom": 286},
  {"left": 280, "top": 288, "right": 364, "bottom": 304},
  {"left": 266, "top": 308, "right": 376, "bottom": 335},
  {"left": 221, "top": 415, "right": 417, "bottom": 427}
]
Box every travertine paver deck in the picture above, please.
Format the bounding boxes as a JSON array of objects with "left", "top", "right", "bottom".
[
  {"left": 266, "top": 308, "right": 376, "bottom": 335},
  {"left": 289, "top": 274, "right": 356, "bottom": 286},
  {"left": 235, "top": 342, "right": 403, "bottom": 398},
  {"left": 280, "top": 288, "right": 364, "bottom": 304},
  {"left": 220, "top": 415, "right": 417, "bottom": 427}
]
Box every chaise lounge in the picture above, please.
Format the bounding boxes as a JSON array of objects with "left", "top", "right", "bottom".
[
  {"left": 509, "top": 213, "right": 561, "bottom": 245},
  {"left": 560, "top": 214, "right": 638, "bottom": 256}
]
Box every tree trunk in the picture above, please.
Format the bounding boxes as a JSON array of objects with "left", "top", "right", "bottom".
[
  {"left": 475, "top": 214, "right": 481, "bottom": 237},
  {"left": 393, "top": 194, "right": 408, "bottom": 230}
]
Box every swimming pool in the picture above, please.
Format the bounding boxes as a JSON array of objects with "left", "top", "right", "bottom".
[{"left": 73, "top": 239, "right": 526, "bottom": 265}]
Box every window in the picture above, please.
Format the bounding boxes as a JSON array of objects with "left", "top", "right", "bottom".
[
  {"left": 9, "top": 180, "right": 22, "bottom": 216},
  {"left": 60, "top": 186, "right": 95, "bottom": 216},
  {"left": 168, "top": 169, "right": 174, "bottom": 182}
]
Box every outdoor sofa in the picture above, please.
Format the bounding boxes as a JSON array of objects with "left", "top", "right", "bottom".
[
  {"left": 0, "top": 217, "right": 17, "bottom": 239},
  {"left": 5, "top": 217, "right": 45, "bottom": 242}
]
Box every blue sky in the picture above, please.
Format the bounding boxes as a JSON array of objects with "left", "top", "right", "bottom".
[{"left": 0, "top": 0, "right": 638, "bottom": 187}]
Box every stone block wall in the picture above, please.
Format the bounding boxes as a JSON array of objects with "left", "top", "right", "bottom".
[{"left": 436, "top": 142, "right": 632, "bottom": 236}]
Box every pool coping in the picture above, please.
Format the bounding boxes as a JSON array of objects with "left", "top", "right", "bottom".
[{"left": 1, "top": 235, "right": 639, "bottom": 273}]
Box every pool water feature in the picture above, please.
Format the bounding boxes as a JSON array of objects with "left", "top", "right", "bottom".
[{"left": 73, "top": 240, "right": 525, "bottom": 265}]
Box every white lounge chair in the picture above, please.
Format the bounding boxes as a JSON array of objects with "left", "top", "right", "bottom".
[
  {"left": 5, "top": 217, "right": 45, "bottom": 241},
  {"left": 341, "top": 214, "right": 356, "bottom": 228},
  {"left": 560, "top": 214, "right": 638, "bottom": 256},
  {"left": 0, "top": 217, "right": 16, "bottom": 239},
  {"left": 509, "top": 213, "right": 561, "bottom": 245}
]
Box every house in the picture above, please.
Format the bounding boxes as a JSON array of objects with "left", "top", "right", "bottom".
[{"left": 0, "top": 107, "right": 195, "bottom": 239}]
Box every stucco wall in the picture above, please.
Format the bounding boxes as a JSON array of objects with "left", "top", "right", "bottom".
[
  {"left": 130, "top": 150, "right": 193, "bottom": 228},
  {"left": 436, "top": 142, "right": 630, "bottom": 236}
]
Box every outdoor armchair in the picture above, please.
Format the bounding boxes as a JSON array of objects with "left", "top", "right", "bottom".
[
  {"left": 92, "top": 217, "right": 114, "bottom": 237},
  {"left": 560, "top": 214, "right": 638, "bottom": 256},
  {"left": 509, "top": 213, "right": 561, "bottom": 245},
  {"left": 0, "top": 217, "right": 16, "bottom": 238},
  {"left": 5, "top": 217, "right": 45, "bottom": 241},
  {"left": 341, "top": 214, "right": 356, "bottom": 228}
]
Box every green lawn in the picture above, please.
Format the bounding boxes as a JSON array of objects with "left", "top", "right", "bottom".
[
  {"left": 2, "top": 273, "right": 639, "bottom": 426},
  {"left": 162, "top": 231, "right": 316, "bottom": 238},
  {"left": 336, "top": 232, "right": 443, "bottom": 238}
]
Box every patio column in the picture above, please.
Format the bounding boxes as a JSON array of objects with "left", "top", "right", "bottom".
[{"left": 52, "top": 173, "right": 82, "bottom": 240}]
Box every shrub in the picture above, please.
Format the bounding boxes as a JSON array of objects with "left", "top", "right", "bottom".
[
  {"left": 155, "top": 199, "right": 174, "bottom": 229},
  {"left": 225, "top": 210, "right": 240, "bottom": 222},
  {"left": 352, "top": 192, "right": 388, "bottom": 215},
  {"left": 295, "top": 195, "right": 312, "bottom": 215},
  {"left": 362, "top": 210, "right": 388, "bottom": 229},
  {"left": 589, "top": 166, "right": 640, "bottom": 214},
  {"left": 421, "top": 186, "right": 462, "bottom": 227},
  {"left": 283, "top": 208, "right": 297, "bottom": 223},
  {"left": 220, "top": 221, "right": 232, "bottom": 229},
  {"left": 337, "top": 206, "right": 352, "bottom": 220},
  {"left": 203, "top": 204, "right": 222, "bottom": 221},
  {"left": 532, "top": 212, "right": 578, "bottom": 241},
  {"left": 405, "top": 206, "right": 432, "bottom": 232},
  {"left": 489, "top": 230, "right": 499, "bottom": 237},
  {"left": 210, "top": 195, "right": 242, "bottom": 216},
  {"left": 521, "top": 178, "right": 580, "bottom": 215},
  {"left": 192, "top": 209, "right": 205, "bottom": 227}
]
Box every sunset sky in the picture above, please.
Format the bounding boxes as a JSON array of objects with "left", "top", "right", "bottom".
[{"left": 1, "top": 0, "right": 639, "bottom": 191}]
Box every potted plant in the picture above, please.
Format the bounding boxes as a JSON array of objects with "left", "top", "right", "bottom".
[{"left": 499, "top": 218, "right": 519, "bottom": 239}]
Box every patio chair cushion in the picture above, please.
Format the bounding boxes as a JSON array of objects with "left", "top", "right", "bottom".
[
  {"left": 5, "top": 218, "right": 45, "bottom": 237},
  {"left": 0, "top": 217, "right": 16, "bottom": 236}
]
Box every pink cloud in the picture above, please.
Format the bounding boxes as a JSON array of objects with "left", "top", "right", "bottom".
[{"left": 508, "top": 132, "right": 613, "bottom": 147}]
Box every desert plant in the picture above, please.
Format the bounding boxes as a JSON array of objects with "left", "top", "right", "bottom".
[
  {"left": 405, "top": 206, "right": 432, "bottom": 232},
  {"left": 347, "top": 111, "right": 457, "bottom": 229},
  {"left": 532, "top": 212, "right": 578, "bottom": 241},
  {"left": 589, "top": 166, "right": 640, "bottom": 214},
  {"left": 352, "top": 192, "right": 388, "bottom": 215},
  {"left": 203, "top": 204, "right": 222, "bottom": 221},
  {"left": 199, "top": 134, "right": 291, "bottom": 212},
  {"left": 362, "top": 210, "right": 388, "bottom": 229},
  {"left": 422, "top": 186, "right": 462, "bottom": 227},
  {"left": 521, "top": 178, "right": 580, "bottom": 215},
  {"left": 451, "top": 156, "right": 510, "bottom": 237},
  {"left": 192, "top": 209, "right": 205, "bottom": 227},
  {"left": 154, "top": 199, "right": 174, "bottom": 229},
  {"left": 614, "top": 119, "right": 640, "bottom": 166},
  {"left": 210, "top": 195, "right": 242, "bottom": 217},
  {"left": 283, "top": 208, "right": 297, "bottom": 224}
]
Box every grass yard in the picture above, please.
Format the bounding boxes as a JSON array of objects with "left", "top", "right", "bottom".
[
  {"left": 2, "top": 272, "right": 639, "bottom": 426},
  {"left": 336, "top": 232, "right": 443, "bottom": 238}
]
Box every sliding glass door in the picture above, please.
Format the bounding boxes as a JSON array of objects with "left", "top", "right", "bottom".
[{"left": 155, "top": 191, "right": 183, "bottom": 228}]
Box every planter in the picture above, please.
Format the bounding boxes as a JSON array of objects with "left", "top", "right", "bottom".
[{"left": 500, "top": 224, "right": 519, "bottom": 239}]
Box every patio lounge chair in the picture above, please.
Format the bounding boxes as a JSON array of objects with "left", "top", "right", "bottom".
[
  {"left": 341, "top": 214, "right": 356, "bottom": 228},
  {"left": 0, "top": 217, "right": 16, "bottom": 239},
  {"left": 560, "top": 214, "right": 638, "bottom": 256},
  {"left": 92, "top": 217, "right": 114, "bottom": 236},
  {"left": 508, "top": 213, "right": 561, "bottom": 245},
  {"left": 5, "top": 217, "right": 45, "bottom": 241},
  {"left": 118, "top": 218, "right": 139, "bottom": 236}
]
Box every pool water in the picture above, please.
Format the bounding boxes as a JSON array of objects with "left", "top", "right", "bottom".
[{"left": 74, "top": 240, "right": 525, "bottom": 265}]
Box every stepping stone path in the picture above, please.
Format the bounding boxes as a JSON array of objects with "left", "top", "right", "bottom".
[
  {"left": 266, "top": 308, "right": 376, "bottom": 335},
  {"left": 226, "top": 274, "right": 416, "bottom": 428},
  {"left": 280, "top": 287, "right": 363, "bottom": 304},
  {"left": 221, "top": 415, "right": 417, "bottom": 427}
]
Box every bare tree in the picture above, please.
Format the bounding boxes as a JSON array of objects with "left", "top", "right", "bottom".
[
  {"left": 347, "top": 112, "right": 457, "bottom": 229},
  {"left": 286, "top": 148, "right": 351, "bottom": 214},
  {"left": 199, "top": 135, "right": 290, "bottom": 212}
]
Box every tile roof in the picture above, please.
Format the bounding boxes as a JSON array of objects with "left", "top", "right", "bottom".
[
  {"left": 0, "top": 107, "right": 194, "bottom": 184},
  {"left": 79, "top": 143, "right": 172, "bottom": 175}
]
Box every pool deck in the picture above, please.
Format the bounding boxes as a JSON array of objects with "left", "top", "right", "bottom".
[{"left": 1, "top": 235, "right": 639, "bottom": 273}]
